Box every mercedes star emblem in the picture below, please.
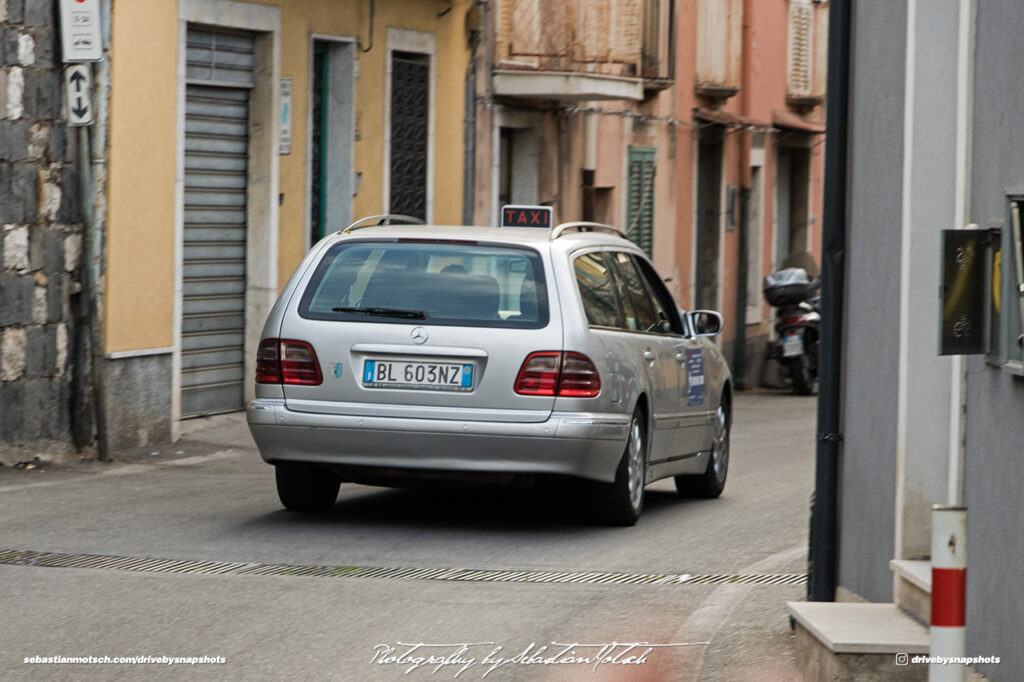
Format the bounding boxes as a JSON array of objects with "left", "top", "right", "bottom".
[{"left": 410, "top": 327, "right": 428, "bottom": 344}]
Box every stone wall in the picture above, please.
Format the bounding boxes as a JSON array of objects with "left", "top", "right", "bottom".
[{"left": 1, "top": 0, "right": 88, "bottom": 465}]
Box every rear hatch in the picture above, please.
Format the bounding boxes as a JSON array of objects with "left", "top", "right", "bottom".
[{"left": 278, "top": 238, "right": 562, "bottom": 423}]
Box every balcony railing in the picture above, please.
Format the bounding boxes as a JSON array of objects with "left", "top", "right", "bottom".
[{"left": 494, "top": 0, "right": 672, "bottom": 101}]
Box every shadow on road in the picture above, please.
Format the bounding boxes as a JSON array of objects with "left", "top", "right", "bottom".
[{"left": 242, "top": 484, "right": 706, "bottom": 534}]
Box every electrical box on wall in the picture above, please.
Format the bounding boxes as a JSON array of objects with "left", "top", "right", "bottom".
[
  {"left": 59, "top": 0, "right": 103, "bottom": 62},
  {"left": 939, "top": 228, "right": 998, "bottom": 355}
]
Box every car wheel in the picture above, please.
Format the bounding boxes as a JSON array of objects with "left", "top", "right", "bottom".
[
  {"left": 593, "top": 406, "right": 647, "bottom": 526},
  {"left": 275, "top": 462, "right": 341, "bottom": 512},
  {"left": 788, "top": 355, "right": 816, "bottom": 395},
  {"left": 675, "top": 397, "right": 729, "bottom": 499}
]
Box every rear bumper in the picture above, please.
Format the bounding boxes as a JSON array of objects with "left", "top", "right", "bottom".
[{"left": 246, "top": 400, "right": 629, "bottom": 484}]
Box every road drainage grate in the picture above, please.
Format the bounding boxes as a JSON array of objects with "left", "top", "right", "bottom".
[{"left": 0, "top": 549, "right": 806, "bottom": 587}]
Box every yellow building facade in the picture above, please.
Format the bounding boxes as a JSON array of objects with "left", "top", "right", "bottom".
[{"left": 102, "top": 0, "right": 472, "bottom": 445}]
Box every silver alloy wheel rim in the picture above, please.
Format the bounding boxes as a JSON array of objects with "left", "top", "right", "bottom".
[
  {"left": 712, "top": 403, "right": 729, "bottom": 481},
  {"left": 627, "top": 416, "right": 644, "bottom": 510}
]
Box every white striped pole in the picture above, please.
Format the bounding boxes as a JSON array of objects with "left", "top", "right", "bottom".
[{"left": 930, "top": 505, "right": 967, "bottom": 682}]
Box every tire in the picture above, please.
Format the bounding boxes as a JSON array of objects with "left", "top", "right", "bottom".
[
  {"left": 787, "top": 354, "right": 816, "bottom": 395},
  {"left": 592, "top": 407, "right": 647, "bottom": 527},
  {"left": 275, "top": 462, "right": 341, "bottom": 512},
  {"left": 675, "top": 397, "right": 729, "bottom": 499}
]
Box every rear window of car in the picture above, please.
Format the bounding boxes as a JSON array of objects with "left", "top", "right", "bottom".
[{"left": 297, "top": 240, "right": 549, "bottom": 328}]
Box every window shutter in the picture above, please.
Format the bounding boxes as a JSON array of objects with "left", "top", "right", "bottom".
[
  {"left": 787, "top": 0, "right": 814, "bottom": 97},
  {"left": 627, "top": 148, "right": 656, "bottom": 257},
  {"left": 695, "top": 0, "right": 742, "bottom": 91}
]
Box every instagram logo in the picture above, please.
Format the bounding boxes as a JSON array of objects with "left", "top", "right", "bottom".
[{"left": 895, "top": 653, "right": 909, "bottom": 666}]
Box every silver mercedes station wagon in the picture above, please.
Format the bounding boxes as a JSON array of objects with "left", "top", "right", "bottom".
[{"left": 247, "top": 215, "right": 732, "bottom": 525}]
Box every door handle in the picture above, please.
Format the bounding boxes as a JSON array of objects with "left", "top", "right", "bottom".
[{"left": 643, "top": 350, "right": 656, "bottom": 363}]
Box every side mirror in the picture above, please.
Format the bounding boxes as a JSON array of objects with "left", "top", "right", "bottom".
[{"left": 687, "top": 310, "right": 723, "bottom": 337}]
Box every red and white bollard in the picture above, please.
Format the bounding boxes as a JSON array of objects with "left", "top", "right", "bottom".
[{"left": 930, "top": 505, "right": 967, "bottom": 682}]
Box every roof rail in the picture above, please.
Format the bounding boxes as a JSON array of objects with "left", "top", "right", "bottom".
[
  {"left": 550, "top": 221, "right": 629, "bottom": 241},
  {"left": 341, "top": 214, "right": 425, "bottom": 233}
]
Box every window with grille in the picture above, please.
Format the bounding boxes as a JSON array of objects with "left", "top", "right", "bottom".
[{"left": 389, "top": 51, "right": 430, "bottom": 220}]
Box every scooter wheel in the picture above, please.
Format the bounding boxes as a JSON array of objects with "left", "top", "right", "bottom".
[{"left": 787, "top": 355, "right": 816, "bottom": 395}]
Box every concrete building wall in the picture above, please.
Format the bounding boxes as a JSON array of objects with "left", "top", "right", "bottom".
[
  {"left": 896, "top": 0, "right": 961, "bottom": 564},
  {"left": 962, "top": 361, "right": 1024, "bottom": 678},
  {"left": 0, "top": 0, "right": 86, "bottom": 464},
  {"left": 105, "top": 0, "right": 472, "bottom": 354},
  {"left": 838, "top": 0, "right": 906, "bottom": 603},
  {"left": 98, "top": 0, "right": 472, "bottom": 447},
  {"left": 478, "top": 1, "right": 825, "bottom": 388},
  {"left": 964, "top": 2, "right": 1024, "bottom": 676},
  {"left": 105, "top": 0, "right": 178, "bottom": 355}
]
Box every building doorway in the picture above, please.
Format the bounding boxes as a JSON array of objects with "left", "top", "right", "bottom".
[
  {"left": 696, "top": 131, "right": 723, "bottom": 310},
  {"left": 775, "top": 143, "right": 812, "bottom": 270},
  {"left": 180, "top": 27, "right": 254, "bottom": 417},
  {"left": 309, "top": 38, "right": 355, "bottom": 247}
]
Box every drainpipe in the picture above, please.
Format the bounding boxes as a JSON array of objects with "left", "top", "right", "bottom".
[
  {"left": 733, "top": 187, "right": 749, "bottom": 389},
  {"left": 461, "top": 45, "right": 477, "bottom": 225},
  {"left": 462, "top": 3, "right": 482, "bottom": 225},
  {"left": 809, "top": 0, "right": 851, "bottom": 602},
  {"left": 73, "top": 0, "right": 112, "bottom": 461},
  {"left": 78, "top": 125, "right": 109, "bottom": 462},
  {"left": 947, "top": 0, "right": 973, "bottom": 508},
  {"left": 581, "top": 107, "right": 597, "bottom": 221},
  {"left": 733, "top": 0, "right": 755, "bottom": 390}
]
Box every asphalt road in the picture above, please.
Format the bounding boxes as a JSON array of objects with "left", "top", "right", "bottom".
[{"left": 0, "top": 390, "right": 817, "bottom": 681}]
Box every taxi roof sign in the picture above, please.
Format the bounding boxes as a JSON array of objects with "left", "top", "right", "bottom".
[{"left": 501, "top": 205, "right": 552, "bottom": 228}]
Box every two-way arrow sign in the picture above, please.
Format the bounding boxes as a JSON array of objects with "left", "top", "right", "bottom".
[{"left": 64, "top": 64, "right": 93, "bottom": 126}]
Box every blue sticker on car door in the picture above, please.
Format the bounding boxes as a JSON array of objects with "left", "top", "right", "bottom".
[{"left": 686, "top": 348, "right": 706, "bottom": 406}]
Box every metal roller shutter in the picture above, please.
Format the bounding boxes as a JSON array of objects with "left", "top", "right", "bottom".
[{"left": 181, "top": 28, "right": 253, "bottom": 417}]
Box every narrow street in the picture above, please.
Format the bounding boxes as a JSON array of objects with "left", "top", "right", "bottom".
[{"left": 0, "top": 391, "right": 816, "bottom": 681}]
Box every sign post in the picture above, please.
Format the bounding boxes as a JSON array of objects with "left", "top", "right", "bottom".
[
  {"left": 59, "top": 0, "right": 108, "bottom": 459},
  {"left": 64, "top": 64, "right": 93, "bottom": 126},
  {"left": 280, "top": 78, "right": 292, "bottom": 154}
]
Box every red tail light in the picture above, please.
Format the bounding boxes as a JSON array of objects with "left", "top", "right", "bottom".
[
  {"left": 514, "top": 352, "right": 561, "bottom": 395},
  {"left": 557, "top": 352, "right": 602, "bottom": 397},
  {"left": 256, "top": 339, "right": 322, "bottom": 385},
  {"left": 514, "top": 351, "right": 601, "bottom": 398},
  {"left": 256, "top": 339, "right": 282, "bottom": 384},
  {"left": 280, "top": 340, "right": 322, "bottom": 385}
]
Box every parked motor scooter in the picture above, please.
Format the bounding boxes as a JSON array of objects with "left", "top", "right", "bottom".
[{"left": 763, "top": 268, "right": 821, "bottom": 395}]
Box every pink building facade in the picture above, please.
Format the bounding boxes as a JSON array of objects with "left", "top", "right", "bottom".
[{"left": 471, "top": 0, "right": 827, "bottom": 385}]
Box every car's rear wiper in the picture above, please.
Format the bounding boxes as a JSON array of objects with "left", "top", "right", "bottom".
[{"left": 332, "top": 306, "right": 426, "bottom": 320}]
